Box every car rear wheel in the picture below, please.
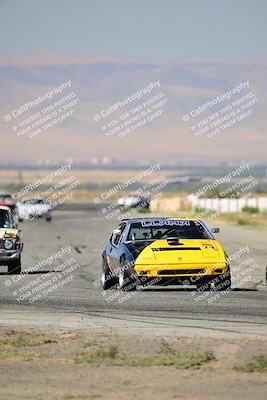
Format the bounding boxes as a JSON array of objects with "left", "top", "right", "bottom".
[
  {"left": 7, "top": 257, "right": 21, "bottom": 275},
  {"left": 101, "top": 260, "right": 117, "bottom": 290}
]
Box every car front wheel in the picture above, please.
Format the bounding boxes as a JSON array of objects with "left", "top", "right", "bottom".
[
  {"left": 101, "top": 260, "right": 117, "bottom": 290},
  {"left": 118, "top": 267, "right": 137, "bottom": 291},
  {"left": 7, "top": 257, "right": 21, "bottom": 275},
  {"left": 213, "top": 270, "right": 232, "bottom": 291}
]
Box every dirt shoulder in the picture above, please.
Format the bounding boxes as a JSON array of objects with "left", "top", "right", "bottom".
[{"left": 0, "top": 325, "right": 266, "bottom": 400}]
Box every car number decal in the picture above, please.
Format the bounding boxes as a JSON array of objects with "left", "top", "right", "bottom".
[{"left": 141, "top": 220, "right": 190, "bottom": 227}]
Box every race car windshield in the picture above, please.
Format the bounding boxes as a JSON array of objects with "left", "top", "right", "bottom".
[
  {"left": 0, "top": 209, "right": 11, "bottom": 228},
  {"left": 127, "top": 220, "right": 211, "bottom": 241}
]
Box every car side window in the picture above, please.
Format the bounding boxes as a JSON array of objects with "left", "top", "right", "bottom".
[
  {"left": 117, "top": 223, "right": 126, "bottom": 245},
  {"left": 111, "top": 223, "right": 122, "bottom": 246},
  {"left": 113, "top": 223, "right": 126, "bottom": 246}
]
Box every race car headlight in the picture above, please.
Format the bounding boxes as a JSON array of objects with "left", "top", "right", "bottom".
[
  {"left": 4, "top": 239, "right": 14, "bottom": 250},
  {"left": 204, "top": 244, "right": 217, "bottom": 249}
]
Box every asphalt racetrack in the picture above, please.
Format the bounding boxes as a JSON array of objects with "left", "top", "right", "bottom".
[{"left": 0, "top": 210, "right": 266, "bottom": 339}]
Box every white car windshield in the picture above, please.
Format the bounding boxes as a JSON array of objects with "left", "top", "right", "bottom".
[{"left": 23, "top": 199, "right": 46, "bottom": 205}]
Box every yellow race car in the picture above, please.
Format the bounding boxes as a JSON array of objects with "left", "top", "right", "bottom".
[{"left": 102, "top": 217, "right": 231, "bottom": 291}]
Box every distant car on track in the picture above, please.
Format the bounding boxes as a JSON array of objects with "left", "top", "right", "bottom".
[
  {"left": 101, "top": 217, "right": 231, "bottom": 291},
  {"left": 117, "top": 195, "right": 150, "bottom": 209},
  {"left": 17, "top": 197, "right": 52, "bottom": 222},
  {"left": 0, "top": 192, "right": 17, "bottom": 212},
  {"left": 0, "top": 206, "right": 23, "bottom": 274}
]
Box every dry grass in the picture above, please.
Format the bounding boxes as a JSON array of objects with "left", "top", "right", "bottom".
[
  {"left": 74, "top": 340, "right": 215, "bottom": 369},
  {"left": 235, "top": 355, "right": 267, "bottom": 373}
]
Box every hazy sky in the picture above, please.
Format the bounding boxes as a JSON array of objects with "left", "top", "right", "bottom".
[
  {"left": 0, "top": 0, "right": 266, "bottom": 164},
  {"left": 0, "top": 0, "right": 267, "bottom": 62}
]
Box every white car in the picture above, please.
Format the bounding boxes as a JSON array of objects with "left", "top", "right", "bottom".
[
  {"left": 17, "top": 198, "right": 52, "bottom": 222},
  {"left": 117, "top": 195, "right": 150, "bottom": 208}
]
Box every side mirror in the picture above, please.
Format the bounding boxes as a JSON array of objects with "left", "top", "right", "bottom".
[
  {"left": 211, "top": 227, "right": 220, "bottom": 234},
  {"left": 112, "top": 228, "right": 121, "bottom": 236}
]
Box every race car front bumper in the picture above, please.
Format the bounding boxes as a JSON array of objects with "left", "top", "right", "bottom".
[
  {"left": 134, "top": 262, "right": 229, "bottom": 279},
  {"left": 0, "top": 249, "right": 21, "bottom": 264}
]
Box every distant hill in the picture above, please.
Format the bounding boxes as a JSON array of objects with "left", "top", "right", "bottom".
[{"left": 0, "top": 55, "right": 266, "bottom": 163}]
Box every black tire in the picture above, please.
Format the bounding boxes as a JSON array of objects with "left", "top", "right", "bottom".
[
  {"left": 101, "top": 259, "right": 117, "bottom": 290},
  {"left": 213, "top": 270, "right": 232, "bottom": 291},
  {"left": 46, "top": 216, "right": 52, "bottom": 222},
  {"left": 7, "top": 257, "right": 21, "bottom": 275},
  {"left": 118, "top": 265, "right": 137, "bottom": 291}
]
